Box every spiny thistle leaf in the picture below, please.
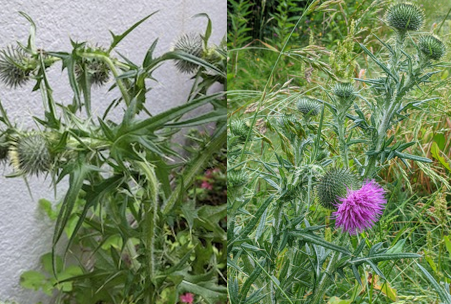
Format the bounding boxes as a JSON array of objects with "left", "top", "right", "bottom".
[
  {"left": 172, "top": 33, "right": 203, "bottom": 74},
  {"left": 385, "top": 3, "right": 424, "bottom": 32},
  {"left": 418, "top": 35, "right": 446, "bottom": 61},
  {"left": 0, "top": 46, "right": 33, "bottom": 88},
  {"left": 316, "top": 168, "right": 360, "bottom": 209},
  {"left": 297, "top": 97, "right": 320, "bottom": 116},
  {"left": 10, "top": 133, "right": 52, "bottom": 175}
]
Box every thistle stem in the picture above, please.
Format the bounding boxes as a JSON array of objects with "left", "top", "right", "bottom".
[
  {"left": 311, "top": 232, "right": 346, "bottom": 304},
  {"left": 336, "top": 113, "right": 349, "bottom": 169}
]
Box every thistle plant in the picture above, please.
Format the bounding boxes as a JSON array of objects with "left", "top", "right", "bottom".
[
  {"left": 227, "top": 2, "right": 447, "bottom": 303},
  {"left": 0, "top": 12, "right": 226, "bottom": 304}
]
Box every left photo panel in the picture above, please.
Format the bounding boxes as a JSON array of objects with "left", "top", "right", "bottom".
[{"left": 0, "top": 1, "right": 227, "bottom": 303}]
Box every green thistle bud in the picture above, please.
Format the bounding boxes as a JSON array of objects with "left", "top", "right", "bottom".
[
  {"left": 10, "top": 133, "right": 52, "bottom": 175},
  {"left": 75, "top": 46, "right": 110, "bottom": 86},
  {"left": 316, "top": 168, "right": 360, "bottom": 209},
  {"left": 385, "top": 3, "right": 424, "bottom": 32},
  {"left": 172, "top": 33, "right": 203, "bottom": 74},
  {"left": 227, "top": 170, "right": 248, "bottom": 189},
  {"left": 333, "top": 82, "right": 356, "bottom": 101},
  {"left": 0, "top": 46, "right": 33, "bottom": 88},
  {"left": 418, "top": 35, "right": 446, "bottom": 61},
  {"left": 297, "top": 97, "right": 320, "bottom": 116},
  {"left": 229, "top": 119, "right": 252, "bottom": 142}
]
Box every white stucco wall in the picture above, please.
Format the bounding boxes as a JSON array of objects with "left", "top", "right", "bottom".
[{"left": 0, "top": 1, "right": 226, "bottom": 303}]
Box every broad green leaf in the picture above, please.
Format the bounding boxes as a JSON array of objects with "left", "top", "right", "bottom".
[
  {"left": 431, "top": 142, "right": 451, "bottom": 171},
  {"left": 20, "top": 271, "right": 47, "bottom": 290},
  {"left": 444, "top": 236, "right": 451, "bottom": 259}
]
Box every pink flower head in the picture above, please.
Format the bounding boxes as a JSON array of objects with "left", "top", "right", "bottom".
[
  {"left": 180, "top": 292, "right": 194, "bottom": 303},
  {"left": 333, "top": 180, "right": 386, "bottom": 235},
  {"left": 201, "top": 180, "right": 213, "bottom": 190}
]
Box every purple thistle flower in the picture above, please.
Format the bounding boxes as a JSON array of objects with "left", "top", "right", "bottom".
[{"left": 333, "top": 180, "right": 386, "bottom": 235}]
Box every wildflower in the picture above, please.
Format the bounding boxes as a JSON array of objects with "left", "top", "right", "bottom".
[
  {"left": 180, "top": 292, "right": 194, "bottom": 303},
  {"left": 201, "top": 180, "right": 213, "bottom": 190},
  {"left": 333, "top": 180, "right": 386, "bottom": 235}
]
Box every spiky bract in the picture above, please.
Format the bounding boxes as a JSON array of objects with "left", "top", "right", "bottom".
[
  {"left": 385, "top": 3, "right": 424, "bottom": 31},
  {"left": 0, "top": 46, "right": 32, "bottom": 88},
  {"left": 10, "top": 133, "right": 52, "bottom": 175},
  {"left": 316, "top": 168, "right": 360, "bottom": 209},
  {"left": 75, "top": 46, "right": 110, "bottom": 86},
  {"left": 173, "top": 33, "right": 203, "bottom": 74},
  {"left": 418, "top": 35, "right": 446, "bottom": 61},
  {"left": 297, "top": 97, "right": 320, "bottom": 116},
  {"left": 227, "top": 170, "right": 248, "bottom": 189},
  {"left": 229, "top": 119, "right": 251, "bottom": 142}
]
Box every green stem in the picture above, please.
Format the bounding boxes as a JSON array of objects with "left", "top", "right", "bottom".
[
  {"left": 311, "top": 250, "right": 343, "bottom": 304},
  {"left": 336, "top": 114, "right": 349, "bottom": 169}
]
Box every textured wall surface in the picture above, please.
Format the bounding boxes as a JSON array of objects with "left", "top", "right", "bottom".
[{"left": 0, "top": 1, "right": 225, "bottom": 302}]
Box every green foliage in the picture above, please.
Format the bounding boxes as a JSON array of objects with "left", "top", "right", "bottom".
[
  {"left": 0, "top": 11, "right": 226, "bottom": 304},
  {"left": 228, "top": 0, "right": 451, "bottom": 303}
]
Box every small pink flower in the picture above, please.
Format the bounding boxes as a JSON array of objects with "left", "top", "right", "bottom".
[
  {"left": 180, "top": 293, "right": 194, "bottom": 303},
  {"left": 201, "top": 181, "right": 213, "bottom": 190},
  {"left": 333, "top": 180, "right": 386, "bottom": 235}
]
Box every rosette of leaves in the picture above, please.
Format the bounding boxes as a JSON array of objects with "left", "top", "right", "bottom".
[
  {"left": 9, "top": 132, "right": 52, "bottom": 176},
  {"left": 316, "top": 168, "right": 360, "bottom": 209},
  {"left": 297, "top": 97, "right": 320, "bottom": 117},
  {"left": 0, "top": 46, "right": 34, "bottom": 88},
  {"left": 418, "top": 35, "right": 446, "bottom": 61},
  {"left": 74, "top": 45, "right": 110, "bottom": 86},
  {"left": 172, "top": 33, "right": 204, "bottom": 74}
]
